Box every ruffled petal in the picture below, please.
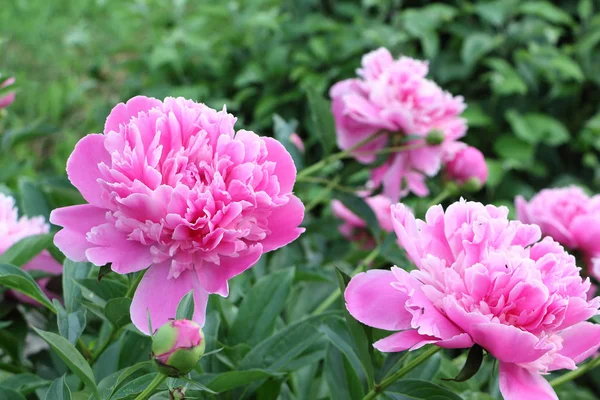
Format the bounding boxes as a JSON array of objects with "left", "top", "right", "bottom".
[{"left": 498, "top": 363, "right": 558, "bottom": 400}]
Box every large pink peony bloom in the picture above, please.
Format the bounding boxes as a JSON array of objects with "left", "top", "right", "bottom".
[
  {"left": 50, "top": 96, "right": 305, "bottom": 334},
  {"left": 516, "top": 186, "right": 600, "bottom": 279},
  {"left": 345, "top": 200, "right": 600, "bottom": 400},
  {"left": 0, "top": 194, "right": 62, "bottom": 305},
  {"left": 331, "top": 194, "right": 393, "bottom": 247},
  {"left": 330, "top": 48, "right": 467, "bottom": 200}
]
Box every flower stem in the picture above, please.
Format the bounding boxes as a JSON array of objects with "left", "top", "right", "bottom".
[
  {"left": 134, "top": 373, "right": 168, "bottom": 400},
  {"left": 427, "top": 187, "right": 453, "bottom": 208},
  {"left": 550, "top": 355, "right": 600, "bottom": 388},
  {"left": 311, "top": 246, "right": 380, "bottom": 315},
  {"left": 362, "top": 346, "right": 441, "bottom": 400}
]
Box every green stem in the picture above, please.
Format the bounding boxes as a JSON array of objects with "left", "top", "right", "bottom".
[
  {"left": 134, "top": 373, "right": 168, "bottom": 400},
  {"left": 91, "top": 328, "right": 120, "bottom": 362},
  {"left": 427, "top": 187, "right": 453, "bottom": 208},
  {"left": 77, "top": 338, "right": 93, "bottom": 361},
  {"left": 312, "top": 246, "right": 381, "bottom": 315},
  {"left": 550, "top": 355, "right": 600, "bottom": 388},
  {"left": 362, "top": 346, "right": 441, "bottom": 400},
  {"left": 304, "top": 176, "right": 342, "bottom": 213}
]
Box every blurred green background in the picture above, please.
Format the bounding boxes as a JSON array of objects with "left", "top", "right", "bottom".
[{"left": 1, "top": 0, "right": 600, "bottom": 210}]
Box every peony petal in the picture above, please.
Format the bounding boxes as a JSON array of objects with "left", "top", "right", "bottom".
[
  {"left": 471, "top": 323, "right": 551, "bottom": 364},
  {"left": 104, "top": 95, "right": 162, "bottom": 134},
  {"left": 85, "top": 223, "right": 153, "bottom": 274},
  {"left": 374, "top": 330, "right": 438, "bottom": 352},
  {"left": 197, "top": 244, "right": 263, "bottom": 296},
  {"left": 261, "top": 195, "right": 305, "bottom": 253},
  {"left": 50, "top": 204, "right": 107, "bottom": 262},
  {"left": 263, "top": 137, "right": 297, "bottom": 193},
  {"left": 66, "top": 134, "right": 111, "bottom": 207},
  {"left": 498, "top": 363, "right": 558, "bottom": 400},
  {"left": 557, "top": 322, "right": 600, "bottom": 365},
  {"left": 391, "top": 203, "right": 423, "bottom": 267},
  {"left": 344, "top": 269, "right": 412, "bottom": 331},
  {"left": 130, "top": 262, "right": 209, "bottom": 334}
]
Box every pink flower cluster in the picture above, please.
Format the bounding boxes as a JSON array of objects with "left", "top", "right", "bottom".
[
  {"left": 51, "top": 96, "right": 305, "bottom": 334},
  {"left": 516, "top": 186, "right": 600, "bottom": 280},
  {"left": 345, "top": 200, "right": 600, "bottom": 400},
  {"left": 331, "top": 194, "right": 393, "bottom": 247},
  {"left": 0, "top": 194, "right": 62, "bottom": 305},
  {"left": 330, "top": 48, "right": 473, "bottom": 200}
]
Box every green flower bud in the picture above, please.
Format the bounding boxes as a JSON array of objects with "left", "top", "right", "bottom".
[
  {"left": 170, "top": 387, "right": 186, "bottom": 400},
  {"left": 460, "top": 177, "right": 484, "bottom": 192},
  {"left": 152, "top": 320, "right": 205, "bottom": 377},
  {"left": 425, "top": 129, "right": 445, "bottom": 145}
]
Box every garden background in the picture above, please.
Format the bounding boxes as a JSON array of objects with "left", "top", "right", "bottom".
[{"left": 1, "top": 0, "right": 600, "bottom": 399}]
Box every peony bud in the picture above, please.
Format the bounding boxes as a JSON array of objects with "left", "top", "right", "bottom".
[
  {"left": 289, "top": 132, "right": 305, "bottom": 153},
  {"left": 445, "top": 145, "right": 488, "bottom": 187},
  {"left": 425, "top": 129, "right": 445, "bottom": 145},
  {"left": 170, "top": 387, "right": 186, "bottom": 400},
  {"left": 0, "top": 76, "right": 16, "bottom": 109},
  {"left": 151, "top": 320, "right": 205, "bottom": 376}
]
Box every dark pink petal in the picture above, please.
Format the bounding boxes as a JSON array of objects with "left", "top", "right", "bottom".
[
  {"left": 374, "top": 330, "right": 438, "bottom": 352},
  {"left": 263, "top": 137, "right": 297, "bottom": 194},
  {"left": 471, "top": 323, "right": 551, "bottom": 364},
  {"left": 104, "top": 95, "right": 162, "bottom": 134},
  {"left": 345, "top": 269, "right": 412, "bottom": 331},
  {"left": 557, "top": 322, "right": 600, "bottom": 364},
  {"left": 261, "top": 195, "right": 305, "bottom": 252},
  {"left": 391, "top": 203, "right": 424, "bottom": 267},
  {"left": 50, "top": 204, "right": 107, "bottom": 262},
  {"left": 66, "top": 134, "right": 111, "bottom": 207},
  {"left": 130, "top": 262, "right": 209, "bottom": 334},
  {"left": 498, "top": 363, "right": 558, "bottom": 400}
]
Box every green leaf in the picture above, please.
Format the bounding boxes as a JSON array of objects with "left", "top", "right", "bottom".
[
  {"left": 62, "top": 260, "right": 93, "bottom": 313},
  {"left": 95, "top": 361, "right": 154, "bottom": 400},
  {"left": 0, "top": 373, "right": 49, "bottom": 394},
  {"left": 442, "top": 345, "right": 484, "bottom": 382},
  {"left": 0, "top": 233, "right": 53, "bottom": 267},
  {"left": 44, "top": 376, "right": 71, "bottom": 400},
  {"left": 323, "top": 344, "right": 364, "bottom": 400},
  {"left": 332, "top": 191, "right": 381, "bottom": 243},
  {"left": 78, "top": 278, "right": 128, "bottom": 301},
  {"left": 0, "top": 263, "right": 55, "bottom": 311},
  {"left": 518, "top": 2, "right": 574, "bottom": 25},
  {"left": 506, "top": 110, "right": 570, "bottom": 146},
  {"left": 105, "top": 297, "right": 132, "bottom": 329},
  {"left": 31, "top": 328, "right": 98, "bottom": 399},
  {"left": 306, "top": 87, "right": 335, "bottom": 155},
  {"left": 493, "top": 135, "right": 535, "bottom": 165},
  {"left": 385, "top": 379, "right": 463, "bottom": 400},
  {"left": 202, "top": 370, "right": 284, "bottom": 393},
  {"left": 230, "top": 268, "right": 294, "bottom": 346},
  {"left": 0, "top": 387, "right": 26, "bottom": 400},
  {"left": 175, "top": 290, "right": 195, "bottom": 320},
  {"left": 485, "top": 58, "right": 527, "bottom": 96},
  {"left": 111, "top": 373, "right": 161, "bottom": 400},
  {"left": 55, "top": 299, "right": 86, "bottom": 345},
  {"left": 18, "top": 177, "right": 50, "bottom": 219},
  {"left": 461, "top": 33, "right": 499, "bottom": 67},
  {"left": 273, "top": 114, "right": 303, "bottom": 170},
  {"left": 97, "top": 264, "right": 113, "bottom": 282}
]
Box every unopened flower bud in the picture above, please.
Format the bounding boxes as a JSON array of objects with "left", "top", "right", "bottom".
[
  {"left": 460, "top": 177, "right": 483, "bottom": 192},
  {"left": 425, "top": 129, "right": 445, "bottom": 145},
  {"left": 446, "top": 145, "right": 488, "bottom": 187},
  {"left": 169, "top": 387, "right": 186, "bottom": 400},
  {"left": 152, "top": 320, "right": 205, "bottom": 376}
]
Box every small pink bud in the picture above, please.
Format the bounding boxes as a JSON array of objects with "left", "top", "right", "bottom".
[
  {"left": 152, "top": 319, "right": 205, "bottom": 376},
  {"left": 289, "top": 132, "right": 305, "bottom": 153},
  {"left": 0, "top": 76, "right": 16, "bottom": 109},
  {"left": 446, "top": 145, "right": 488, "bottom": 186}
]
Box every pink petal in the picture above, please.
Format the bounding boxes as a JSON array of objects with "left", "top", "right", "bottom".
[
  {"left": 374, "top": 330, "right": 438, "bottom": 352},
  {"left": 391, "top": 203, "right": 424, "bottom": 267},
  {"left": 557, "top": 322, "right": 600, "bottom": 364},
  {"left": 130, "top": 262, "right": 209, "bottom": 334},
  {"left": 50, "top": 204, "right": 107, "bottom": 262},
  {"left": 263, "top": 137, "right": 297, "bottom": 194},
  {"left": 261, "top": 195, "right": 305, "bottom": 253},
  {"left": 85, "top": 223, "right": 153, "bottom": 274},
  {"left": 104, "top": 96, "right": 162, "bottom": 134},
  {"left": 66, "top": 134, "right": 111, "bottom": 207},
  {"left": 197, "top": 244, "right": 263, "bottom": 296},
  {"left": 344, "top": 269, "right": 412, "bottom": 331},
  {"left": 498, "top": 363, "right": 558, "bottom": 400},
  {"left": 436, "top": 333, "right": 474, "bottom": 349},
  {"left": 471, "top": 323, "right": 551, "bottom": 364}
]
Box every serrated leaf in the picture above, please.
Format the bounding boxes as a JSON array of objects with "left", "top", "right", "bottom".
[
  {"left": 0, "top": 263, "right": 55, "bottom": 311},
  {"left": 175, "top": 290, "right": 195, "bottom": 320},
  {"left": 32, "top": 328, "right": 98, "bottom": 399}
]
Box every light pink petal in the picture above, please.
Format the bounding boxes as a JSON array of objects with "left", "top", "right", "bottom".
[
  {"left": 345, "top": 270, "right": 412, "bottom": 331},
  {"left": 374, "top": 330, "right": 438, "bottom": 352},
  {"left": 514, "top": 196, "right": 530, "bottom": 224},
  {"left": 104, "top": 96, "right": 162, "bottom": 134},
  {"left": 130, "top": 262, "right": 209, "bottom": 334},
  {"left": 436, "top": 333, "right": 474, "bottom": 349},
  {"left": 66, "top": 134, "right": 111, "bottom": 207},
  {"left": 263, "top": 136, "right": 297, "bottom": 194},
  {"left": 197, "top": 244, "right": 263, "bottom": 296},
  {"left": 471, "top": 323, "right": 551, "bottom": 364},
  {"left": 391, "top": 204, "right": 423, "bottom": 267},
  {"left": 572, "top": 215, "right": 600, "bottom": 255},
  {"left": 366, "top": 195, "right": 394, "bottom": 232},
  {"left": 0, "top": 92, "right": 15, "bottom": 109},
  {"left": 331, "top": 199, "right": 365, "bottom": 228},
  {"left": 557, "top": 322, "right": 600, "bottom": 364},
  {"left": 85, "top": 223, "right": 153, "bottom": 274},
  {"left": 50, "top": 204, "right": 107, "bottom": 262},
  {"left": 261, "top": 196, "right": 305, "bottom": 252},
  {"left": 498, "top": 363, "right": 558, "bottom": 400}
]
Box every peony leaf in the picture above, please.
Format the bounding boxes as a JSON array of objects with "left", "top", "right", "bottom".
[
  {"left": 175, "top": 290, "right": 195, "bottom": 320},
  {"left": 0, "top": 263, "right": 55, "bottom": 311}
]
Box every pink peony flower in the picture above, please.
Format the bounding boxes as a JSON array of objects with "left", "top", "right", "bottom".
[
  {"left": 330, "top": 48, "right": 467, "bottom": 200},
  {"left": 0, "top": 194, "right": 62, "bottom": 305},
  {"left": 444, "top": 143, "right": 488, "bottom": 186},
  {"left": 289, "top": 132, "right": 305, "bottom": 153},
  {"left": 0, "top": 76, "right": 16, "bottom": 109},
  {"left": 50, "top": 96, "right": 305, "bottom": 334},
  {"left": 345, "top": 200, "right": 600, "bottom": 400},
  {"left": 331, "top": 194, "right": 393, "bottom": 247},
  {"left": 516, "top": 186, "right": 600, "bottom": 280}
]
